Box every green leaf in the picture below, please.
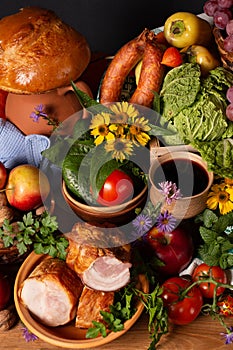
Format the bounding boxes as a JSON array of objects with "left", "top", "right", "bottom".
[
  {"left": 213, "top": 212, "right": 233, "bottom": 233},
  {"left": 86, "top": 321, "right": 107, "bottom": 338},
  {"left": 227, "top": 254, "right": 233, "bottom": 268},
  {"left": 17, "top": 241, "right": 28, "bottom": 255},
  {"left": 199, "top": 226, "right": 218, "bottom": 243},
  {"left": 62, "top": 140, "right": 95, "bottom": 200},
  {"left": 2, "top": 235, "right": 13, "bottom": 247},
  {"left": 160, "top": 63, "right": 201, "bottom": 120},
  {"left": 152, "top": 91, "right": 160, "bottom": 113},
  {"left": 202, "top": 209, "right": 219, "bottom": 228},
  {"left": 71, "top": 82, "right": 112, "bottom": 115},
  {"left": 198, "top": 238, "right": 223, "bottom": 266}
]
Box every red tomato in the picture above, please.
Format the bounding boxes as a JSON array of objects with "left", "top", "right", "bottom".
[
  {"left": 161, "top": 276, "right": 203, "bottom": 325},
  {"left": 97, "top": 169, "right": 134, "bottom": 206},
  {"left": 192, "top": 263, "right": 227, "bottom": 299}
]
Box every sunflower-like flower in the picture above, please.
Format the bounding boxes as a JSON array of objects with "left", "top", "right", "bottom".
[
  {"left": 128, "top": 116, "right": 151, "bottom": 146},
  {"left": 105, "top": 138, "right": 134, "bottom": 162},
  {"left": 206, "top": 182, "right": 233, "bottom": 215},
  {"left": 109, "top": 101, "right": 139, "bottom": 123},
  {"left": 225, "top": 178, "right": 233, "bottom": 186},
  {"left": 90, "top": 112, "right": 117, "bottom": 145}
]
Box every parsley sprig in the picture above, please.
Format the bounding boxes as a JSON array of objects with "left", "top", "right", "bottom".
[
  {"left": 196, "top": 209, "right": 233, "bottom": 268},
  {"left": 86, "top": 283, "right": 137, "bottom": 339},
  {"left": 86, "top": 279, "right": 168, "bottom": 350},
  {"left": 134, "top": 284, "right": 169, "bottom": 350},
  {"left": 0, "top": 211, "right": 68, "bottom": 260}
]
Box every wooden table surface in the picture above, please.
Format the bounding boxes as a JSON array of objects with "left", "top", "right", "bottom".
[{"left": 2, "top": 311, "right": 232, "bottom": 349}]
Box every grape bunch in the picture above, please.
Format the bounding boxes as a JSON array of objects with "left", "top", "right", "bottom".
[
  {"left": 226, "top": 86, "right": 233, "bottom": 120},
  {"left": 204, "top": 0, "right": 233, "bottom": 52}
]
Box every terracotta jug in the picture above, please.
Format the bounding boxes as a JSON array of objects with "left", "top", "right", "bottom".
[{"left": 5, "top": 81, "right": 92, "bottom": 136}]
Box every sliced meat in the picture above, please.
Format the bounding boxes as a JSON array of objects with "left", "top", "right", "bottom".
[
  {"left": 65, "top": 222, "right": 132, "bottom": 291},
  {"left": 75, "top": 286, "right": 114, "bottom": 328},
  {"left": 18, "top": 257, "right": 83, "bottom": 327},
  {"left": 82, "top": 255, "right": 132, "bottom": 292}
]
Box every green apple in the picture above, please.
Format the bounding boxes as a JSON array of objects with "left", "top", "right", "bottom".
[{"left": 6, "top": 164, "right": 50, "bottom": 211}]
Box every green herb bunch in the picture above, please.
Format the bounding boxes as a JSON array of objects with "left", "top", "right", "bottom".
[
  {"left": 0, "top": 211, "right": 68, "bottom": 260},
  {"left": 196, "top": 208, "right": 233, "bottom": 269}
]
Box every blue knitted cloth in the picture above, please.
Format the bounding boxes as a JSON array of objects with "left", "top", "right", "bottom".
[{"left": 0, "top": 118, "right": 50, "bottom": 169}]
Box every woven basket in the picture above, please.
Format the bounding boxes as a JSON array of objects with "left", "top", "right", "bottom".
[{"left": 213, "top": 26, "right": 233, "bottom": 71}]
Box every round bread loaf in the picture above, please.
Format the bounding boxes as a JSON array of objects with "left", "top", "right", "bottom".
[{"left": 0, "top": 7, "right": 91, "bottom": 94}]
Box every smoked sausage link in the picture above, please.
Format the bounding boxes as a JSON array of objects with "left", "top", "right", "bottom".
[
  {"left": 99, "top": 29, "right": 149, "bottom": 104},
  {"left": 129, "top": 32, "right": 165, "bottom": 107}
]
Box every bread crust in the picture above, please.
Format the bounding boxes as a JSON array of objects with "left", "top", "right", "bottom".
[{"left": 0, "top": 7, "right": 91, "bottom": 94}]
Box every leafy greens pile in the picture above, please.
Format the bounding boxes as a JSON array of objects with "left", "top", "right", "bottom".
[{"left": 159, "top": 63, "right": 233, "bottom": 179}]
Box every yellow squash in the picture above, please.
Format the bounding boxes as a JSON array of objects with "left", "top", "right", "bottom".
[
  {"left": 164, "top": 12, "right": 212, "bottom": 49},
  {"left": 181, "top": 45, "right": 220, "bottom": 76}
]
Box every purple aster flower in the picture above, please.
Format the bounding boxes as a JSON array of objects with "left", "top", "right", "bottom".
[
  {"left": 156, "top": 210, "right": 176, "bottom": 232},
  {"left": 30, "top": 104, "right": 48, "bottom": 122},
  {"left": 158, "top": 181, "right": 182, "bottom": 205},
  {"left": 132, "top": 213, "right": 152, "bottom": 235},
  {"left": 221, "top": 326, "right": 233, "bottom": 344},
  {"left": 21, "top": 326, "right": 38, "bottom": 342}
]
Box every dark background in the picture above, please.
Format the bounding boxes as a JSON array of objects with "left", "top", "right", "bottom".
[{"left": 0, "top": 0, "right": 206, "bottom": 54}]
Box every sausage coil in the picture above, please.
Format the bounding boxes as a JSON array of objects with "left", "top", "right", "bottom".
[
  {"left": 129, "top": 31, "right": 165, "bottom": 107},
  {"left": 99, "top": 29, "right": 165, "bottom": 107},
  {"left": 99, "top": 29, "right": 149, "bottom": 104}
]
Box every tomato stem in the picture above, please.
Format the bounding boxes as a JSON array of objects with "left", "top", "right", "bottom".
[{"left": 181, "top": 277, "right": 232, "bottom": 299}]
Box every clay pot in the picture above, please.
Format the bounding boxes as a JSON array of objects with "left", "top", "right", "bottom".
[
  {"left": 5, "top": 81, "right": 92, "bottom": 136},
  {"left": 62, "top": 180, "right": 148, "bottom": 226},
  {"left": 149, "top": 151, "right": 214, "bottom": 220}
]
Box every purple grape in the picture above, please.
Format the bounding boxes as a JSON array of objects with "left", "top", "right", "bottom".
[
  {"left": 226, "top": 19, "right": 233, "bottom": 34},
  {"left": 204, "top": 0, "right": 219, "bottom": 16},
  {"left": 223, "top": 34, "right": 233, "bottom": 52},
  {"left": 226, "top": 103, "right": 233, "bottom": 121},
  {"left": 226, "top": 86, "right": 233, "bottom": 102},
  {"left": 218, "top": 0, "right": 233, "bottom": 9},
  {"left": 214, "top": 8, "right": 232, "bottom": 29}
]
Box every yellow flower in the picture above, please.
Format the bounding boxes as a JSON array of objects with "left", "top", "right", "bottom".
[
  {"left": 90, "top": 112, "right": 111, "bottom": 129},
  {"left": 128, "top": 116, "right": 151, "bottom": 146},
  {"left": 109, "top": 101, "right": 139, "bottom": 123},
  {"left": 90, "top": 112, "right": 117, "bottom": 145},
  {"left": 224, "top": 178, "right": 233, "bottom": 186},
  {"left": 105, "top": 138, "right": 134, "bottom": 162},
  {"left": 206, "top": 183, "right": 233, "bottom": 215}
]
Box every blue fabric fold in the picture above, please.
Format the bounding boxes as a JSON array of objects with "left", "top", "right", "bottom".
[{"left": 0, "top": 118, "right": 50, "bottom": 168}]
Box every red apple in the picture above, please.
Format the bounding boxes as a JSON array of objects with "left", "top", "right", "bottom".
[
  {"left": 6, "top": 164, "right": 50, "bottom": 211},
  {"left": 0, "top": 162, "right": 7, "bottom": 190},
  {"left": 0, "top": 272, "right": 11, "bottom": 310},
  {"left": 145, "top": 225, "right": 194, "bottom": 276}
]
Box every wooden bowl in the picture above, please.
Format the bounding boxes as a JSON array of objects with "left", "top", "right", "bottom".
[
  {"left": 14, "top": 252, "right": 149, "bottom": 349},
  {"left": 62, "top": 181, "right": 148, "bottom": 226},
  {"left": 149, "top": 151, "right": 214, "bottom": 220}
]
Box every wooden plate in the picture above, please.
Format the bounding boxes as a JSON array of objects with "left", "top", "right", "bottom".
[{"left": 14, "top": 252, "right": 149, "bottom": 349}]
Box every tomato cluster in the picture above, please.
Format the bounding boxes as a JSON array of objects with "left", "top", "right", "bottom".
[{"left": 160, "top": 263, "right": 229, "bottom": 326}]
